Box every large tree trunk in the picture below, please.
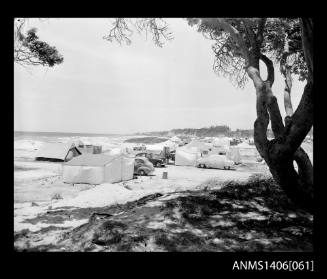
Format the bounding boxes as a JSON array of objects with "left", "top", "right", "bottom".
[
  {"left": 218, "top": 17, "right": 313, "bottom": 213},
  {"left": 247, "top": 19, "right": 314, "bottom": 213},
  {"left": 251, "top": 79, "right": 314, "bottom": 213}
]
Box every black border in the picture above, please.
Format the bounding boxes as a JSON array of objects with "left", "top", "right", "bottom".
[{"left": 6, "top": 9, "right": 322, "bottom": 275}]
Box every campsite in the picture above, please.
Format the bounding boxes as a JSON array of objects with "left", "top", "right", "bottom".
[
  {"left": 14, "top": 133, "right": 313, "bottom": 251},
  {"left": 14, "top": 18, "right": 314, "bottom": 254}
]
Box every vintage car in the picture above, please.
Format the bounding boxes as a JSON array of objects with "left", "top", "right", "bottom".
[
  {"left": 196, "top": 154, "right": 234, "bottom": 170},
  {"left": 134, "top": 157, "right": 155, "bottom": 176},
  {"left": 135, "top": 152, "right": 165, "bottom": 167}
]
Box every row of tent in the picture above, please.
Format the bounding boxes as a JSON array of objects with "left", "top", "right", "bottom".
[
  {"left": 175, "top": 139, "right": 261, "bottom": 166},
  {"left": 34, "top": 138, "right": 260, "bottom": 167},
  {"left": 33, "top": 137, "right": 261, "bottom": 185}
]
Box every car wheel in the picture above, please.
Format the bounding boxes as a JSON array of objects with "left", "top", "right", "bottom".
[
  {"left": 156, "top": 162, "right": 161, "bottom": 167},
  {"left": 224, "top": 166, "right": 230, "bottom": 170},
  {"left": 202, "top": 164, "right": 206, "bottom": 168},
  {"left": 139, "top": 170, "right": 146, "bottom": 176}
]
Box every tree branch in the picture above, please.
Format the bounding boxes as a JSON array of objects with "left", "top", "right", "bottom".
[
  {"left": 284, "top": 81, "right": 313, "bottom": 155},
  {"left": 265, "top": 85, "right": 285, "bottom": 138},
  {"left": 201, "top": 18, "right": 250, "bottom": 64},
  {"left": 242, "top": 19, "right": 256, "bottom": 49},
  {"left": 300, "top": 18, "right": 313, "bottom": 80},
  {"left": 293, "top": 147, "right": 313, "bottom": 189},
  {"left": 260, "top": 53, "right": 274, "bottom": 86},
  {"left": 280, "top": 52, "right": 294, "bottom": 117},
  {"left": 256, "top": 18, "right": 267, "bottom": 47}
]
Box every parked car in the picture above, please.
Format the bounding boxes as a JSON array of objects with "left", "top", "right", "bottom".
[
  {"left": 196, "top": 154, "right": 234, "bottom": 170},
  {"left": 135, "top": 152, "right": 165, "bottom": 167},
  {"left": 134, "top": 157, "right": 155, "bottom": 176}
]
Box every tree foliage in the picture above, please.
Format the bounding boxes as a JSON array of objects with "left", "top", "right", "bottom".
[
  {"left": 187, "top": 18, "right": 308, "bottom": 88},
  {"left": 14, "top": 19, "right": 64, "bottom": 67},
  {"left": 263, "top": 18, "right": 308, "bottom": 81},
  {"left": 103, "top": 18, "right": 173, "bottom": 48}
]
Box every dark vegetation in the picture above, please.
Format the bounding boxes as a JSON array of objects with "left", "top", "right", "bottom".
[
  {"left": 14, "top": 175, "right": 312, "bottom": 252},
  {"left": 136, "top": 126, "right": 277, "bottom": 138},
  {"left": 14, "top": 19, "right": 64, "bottom": 67},
  {"left": 124, "top": 137, "right": 169, "bottom": 144}
]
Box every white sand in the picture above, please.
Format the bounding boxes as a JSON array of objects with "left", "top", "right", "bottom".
[{"left": 52, "top": 165, "right": 252, "bottom": 209}]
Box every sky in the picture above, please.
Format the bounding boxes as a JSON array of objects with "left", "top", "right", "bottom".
[{"left": 14, "top": 18, "right": 306, "bottom": 134}]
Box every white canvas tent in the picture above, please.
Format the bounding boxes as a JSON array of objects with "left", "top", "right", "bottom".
[
  {"left": 170, "top": 136, "right": 183, "bottom": 146},
  {"left": 62, "top": 152, "right": 134, "bottom": 185},
  {"left": 175, "top": 147, "right": 201, "bottom": 166},
  {"left": 35, "top": 142, "right": 81, "bottom": 162},
  {"left": 237, "top": 142, "right": 261, "bottom": 162},
  {"left": 213, "top": 137, "right": 231, "bottom": 148},
  {"left": 146, "top": 144, "right": 164, "bottom": 154},
  {"left": 184, "top": 140, "right": 210, "bottom": 152},
  {"left": 226, "top": 146, "right": 242, "bottom": 164}
]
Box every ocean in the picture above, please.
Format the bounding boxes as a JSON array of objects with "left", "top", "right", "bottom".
[{"left": 14, "top": 131, "right": 127, "bottom": 140}]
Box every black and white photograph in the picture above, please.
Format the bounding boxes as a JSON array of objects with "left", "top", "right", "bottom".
[{"left": 14, "top": 18, "right": 314, "bottom": 254}]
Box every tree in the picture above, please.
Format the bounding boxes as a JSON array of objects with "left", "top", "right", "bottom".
[
  {"left": 14, "top": 18, "right": 64, "bottom": 67},
  {"left": 104, "top": 18, "right": 313, "bottom": 212},
  {"left": 187, "top": 18, "right": 313, "bottom": 213}
]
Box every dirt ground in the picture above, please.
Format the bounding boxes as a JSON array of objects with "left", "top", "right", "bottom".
[{"left": 14, "top": 175, "right": 313, "bottom": 252}]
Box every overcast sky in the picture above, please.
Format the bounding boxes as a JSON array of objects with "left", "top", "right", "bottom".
[{"left": 14, "top": 18, "right": 306, "bottom": 134}]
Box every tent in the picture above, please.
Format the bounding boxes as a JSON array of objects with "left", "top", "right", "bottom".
[
  {"left": 146, "top": 144, "right": 164, "bottom": 155},
  {"left": 62, "top": 152, "right": 135, "bottom": 185},
  {"left": 213, "top": 137, "right": 231, "bottom": 148},
  {"left": 237, "top": 142, "right": 261, "bottom": 162},
  {"left": 226, "top": 146, "right": 242, "bottom": 164},
  {"left": 175, "top": 147, "right": 201, "bottom": 166},
  {"left": 170, "top": 136, "right": 183, "bottom": 145},
  {"left": 35, "top": 142, "right": 81, "bottom": 162},
  {"left": 184, "top": 140, "right": 210, "bottom": 152}
]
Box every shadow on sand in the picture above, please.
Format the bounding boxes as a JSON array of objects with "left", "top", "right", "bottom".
[{"left": 14, "top": 175, "right": 313, "bottom": 252}]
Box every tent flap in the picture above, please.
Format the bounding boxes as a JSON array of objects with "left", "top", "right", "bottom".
[{"left": 35, "top": 142, "right": 80, "bottom": 161}]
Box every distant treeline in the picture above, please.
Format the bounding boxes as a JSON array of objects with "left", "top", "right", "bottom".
[
  {"left": 171, "top": 125, "right": 231, "bottom": 137},
  {"left": 135, "top": 125, "right": 315, "bottom": 139},
  {"left": 134, "top": 125, "right": 314, "bottom": 142},
  {"left": 124, "top": 137, "right": 169, "bottom": 144},
  {"left": 136, "top": 125, "right": 264, "bottom": 138}
]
